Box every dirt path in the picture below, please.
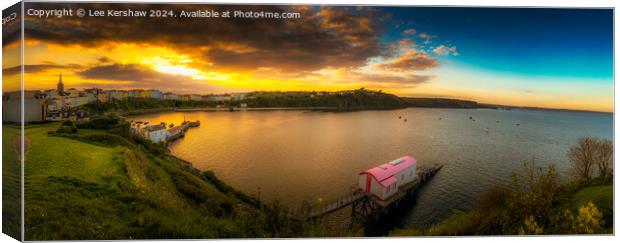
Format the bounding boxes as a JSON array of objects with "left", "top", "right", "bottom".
[{"left": 13, "top": 135, "right": 31, "bottom": 161}]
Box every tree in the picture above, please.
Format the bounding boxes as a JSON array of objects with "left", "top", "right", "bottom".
[
  {"left": 568, "top": 137, "right": 597, "bottom": 180},
  {"left": 594, "top": 139, "right": 613, "bottom": 179}
]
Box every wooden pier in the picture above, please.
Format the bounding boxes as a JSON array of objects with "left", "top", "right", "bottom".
[
  {"left": 301, "top": 164, "right": 443, "bottom": 223},
  {"left": 166, "top": 120, "right": 200, "bottom": 142}
]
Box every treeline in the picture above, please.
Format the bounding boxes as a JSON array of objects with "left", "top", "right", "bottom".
[
  {"left": 76, "top": 89, "right": 492, "bottom": 115},
  {"left": 242, "top": 89, "right": 406, "bottom": 110},
  {"left": 391, "top": 137, "right": 613, "bottom": 236},
  {"left": 401, "top": 97, "right": 489, "bottom": 109},
  {"left": 79, "top": 98, "right": 222, "bottom": 115}
]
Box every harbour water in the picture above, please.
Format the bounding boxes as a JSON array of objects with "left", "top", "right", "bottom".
[{"left": 130, "top": 108, "right": 613, "bottom": 230}]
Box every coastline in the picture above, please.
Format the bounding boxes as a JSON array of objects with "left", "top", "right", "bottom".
[{"left": 121, "top": 106, "right": 407, "bottom": 116}]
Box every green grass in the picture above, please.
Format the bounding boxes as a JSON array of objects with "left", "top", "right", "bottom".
[
  {"left": 570, "top": 185, "right": 612, "bottom": 209},
  {"left": 2, "top": 125, "right": 22, "bottom": 240},
  {"left": 570, "top": 185, "right": 613, "bottom": 230},
  {"left": 21, "top": 123, "right": 264, "bottom": 240},
  {"left": 25, "top": 125, "right": 122, "bottom": 183}
]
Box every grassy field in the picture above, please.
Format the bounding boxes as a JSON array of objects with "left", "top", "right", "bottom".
[
  {"left": 2, "top": 125, "right": 22, "bottom": 240},
  {"left": 21, "top": 123, "right": 283, "bottom": 240},
  {"left": 570, "top": 185, "right": 613, "bottom": 209},
  {"left": 570, "top": 184, "right": 613, "bottom": 232}
]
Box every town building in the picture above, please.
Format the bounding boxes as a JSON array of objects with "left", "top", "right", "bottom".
[
  {"left": 2, "top": 90, "right": 47, "bottom": 122},
  {"left": 205, "top": 94, "right": 232, "bottom": 102},
  {"left": 57, "top": 73, "right": 65, "bottom": 96},
  {"left": 164, "top": 92, "right": 180, "bottom": 100},
  {"left": 108, "top": 90, "right": 128, "bottom": 101},
  {"left": 145, "top": 123, "right": 168, "bottom": 143},
  {"left": 190, "top": 94, "right": 202, "bottom": 101},
  {"left": 357, "top": 156, "right": 417, "bottom": 200},
  {"left": 128, "top": 89, "right": 141, "bottom": 98}
]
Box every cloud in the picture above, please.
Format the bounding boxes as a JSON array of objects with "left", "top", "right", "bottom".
[
  {"left": 2, "top": 63, "right": 81, "bottom": 76},
  {"left": 375, "top": 50, "right": 438, "bottom": 72},
  {"left": 432, "top": 45, "right": 459, "bottom": 56},
  {"left": 359, "top": 73, "right": 434, "bottom": 86},
  {"left": 401, "top": 28, "right": 416, "bottom": 35},
  {"left": 77, "top": 63, "right": 178, "bottom": 82},
  {"left": 21, "top": 3, "right": 389, "bottom": 73},
  {"left": 418, "top": 33, "right": 432, "bottom": 39},
  {"left": 74, "top": 63, "right": 226, "bottom": 92}
]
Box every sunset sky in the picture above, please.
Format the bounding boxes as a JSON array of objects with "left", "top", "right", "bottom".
[{"left": 2, "top": 4, "right": 614, "bottom": 112}]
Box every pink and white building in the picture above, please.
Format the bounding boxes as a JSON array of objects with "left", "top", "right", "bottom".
[{"left": 357, "top": 156, "right": 417, "bottom": 200}]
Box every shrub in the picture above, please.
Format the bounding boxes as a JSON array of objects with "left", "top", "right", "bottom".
[
  {"left": 57, "top": 121, "right": 78, "bottom": 134},
  {"left": 573, "top": 201, "right": 603, "bottom": 234}
]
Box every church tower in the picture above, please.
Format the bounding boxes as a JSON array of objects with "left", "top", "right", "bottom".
[{"left": 57, "top": 73, "right": 64, "bottom": 96}]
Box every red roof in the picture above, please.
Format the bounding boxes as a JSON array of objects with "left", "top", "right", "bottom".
[{"left": 360, "top": 156, "right": 416, "bottom": 182}]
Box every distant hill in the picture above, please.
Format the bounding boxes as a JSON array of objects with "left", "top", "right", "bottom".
[{"left": 401, "top": 97, "right": 490, "bottom": 109}]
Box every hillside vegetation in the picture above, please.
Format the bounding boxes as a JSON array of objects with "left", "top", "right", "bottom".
[
  {"left": 79, "top": 89, "right": 490, "bottom": 115},
  {"left": 390, "top": 152, "right": 613, "bottom": 236},
  {"left": 20, "top": 120, "right": 341, "bottom": 240},
  {"left": 2, "top": 125, "right": 22, "bottom": 240}
]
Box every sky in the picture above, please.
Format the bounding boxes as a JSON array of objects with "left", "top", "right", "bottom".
[{"left": 2, "top": 4, "right": 614, "bottom": 112}]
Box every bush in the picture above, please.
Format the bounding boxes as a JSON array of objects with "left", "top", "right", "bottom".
[
  {"left": 81, "top": 134, "right": 131, "bottom": 147},
  {"left": 77, "top": 114, "right": 121, "bottom": 130},
  {"left": 57, "top": 121, "right": 78, "bottom": 134}
]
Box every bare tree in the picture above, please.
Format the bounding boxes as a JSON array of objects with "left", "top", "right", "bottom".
[
  {"left": 568, "top": 137, "right": 597, "bottom": 180},
  {"left": 594, "top": 139, "right": 613, "bottom": 179}
]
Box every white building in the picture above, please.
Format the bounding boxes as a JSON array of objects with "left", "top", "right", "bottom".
[
  {"left": 205, "top": 94, "right": 232, "bottom": 102},
  {"left": 164, "top": 92, "right": 180, "bottom": 100},
  {"left": 190, "top": 94, "right": 202, "bottom": 101},
  {"left": 148, "top": 90, "right": 164, "bottom": 99},
  {"left": 108, "top": 90, "right": 128, "bottom": 101},
  {"left": 145, "top": 123, "right": 167, "bottom": 143},
  {"left": 2, "top": 91, "right": 47, "bottom": 122}
]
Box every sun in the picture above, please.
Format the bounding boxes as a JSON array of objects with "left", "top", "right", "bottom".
[{"left": 140, "top": 56, "right": 206, "bottom": 79}]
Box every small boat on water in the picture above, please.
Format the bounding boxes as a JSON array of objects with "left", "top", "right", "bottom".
[{"left": 188, "top": 120, "right": 200, "bottom": 127}]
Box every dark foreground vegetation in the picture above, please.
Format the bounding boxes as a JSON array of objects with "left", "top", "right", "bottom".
[
  {"left": 19, "top": 115, "right": 354, "bottom": 240},
  {"left": 79, "top": 88, "right": 490, "bottom": 115},
  {"left": 14, "top": 112, "right": 611, "bottom": 238},
  {"left": 391, "top": 137, "right": 613, "bottom": 236},
  {"left": 2, "top": 124, "right": 22, "bottom": 241}
]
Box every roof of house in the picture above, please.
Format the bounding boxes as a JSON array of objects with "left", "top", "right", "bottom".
[
  {"left": 146, "top": 124, "right": 166, "bottom": 132},
  {"left": 360, "top": 156, "right": 416, "bottom": 182}
]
